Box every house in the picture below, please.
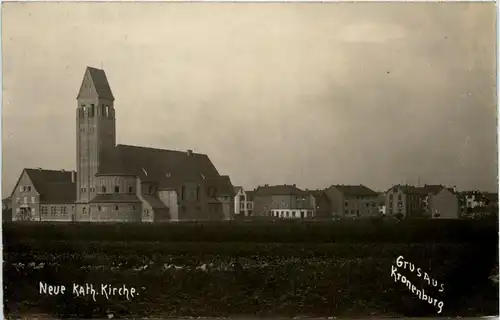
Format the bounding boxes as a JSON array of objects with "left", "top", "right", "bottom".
[
  {"left": 377, "top": 192, "right": 386, "bottom": 216},
  {"left": 459, "top": 191, "right": 498, "bottom": 219},
  {"left": 246, "top": 190, "right": 255, "bottom": 216},
  {"left": 385, "top": 185, "right": 426, "bottom": 218},
  {"left": 253, "top": 184, "right": 314, "bottom": 219},
  {"left": 9, "top": 66, "right": 235, "bottom": 223},
  {"left": 325, "top": 184, "right": 379, "bottom": 218},
  {"left": 385, "top": 184, "right": 460, "bottom": 219},
  {"left": 10, "top": 169, "right": 76, "bottom": 222},
  {"left": 234, "top": 186, "right": 254, "bottom": 216},
  {"left": 426, "top": 186, "right": 460, "bottom": 219},
  {"left": 307, "top": 189, "right": 332, "bottom": 218}
]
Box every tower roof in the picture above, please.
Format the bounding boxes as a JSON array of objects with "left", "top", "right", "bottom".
[{"left": 77, "top": 66, "right": 115, "bottom": 101}]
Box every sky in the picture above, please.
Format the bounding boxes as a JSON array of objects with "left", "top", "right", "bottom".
[{"left": 2, "top": 2, "right": 498, "bottom": 196}]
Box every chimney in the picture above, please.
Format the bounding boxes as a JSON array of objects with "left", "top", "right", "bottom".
[
  {"left": 187, "top": 149, "right": 193, "bottom": 156},
  {"left": 293, "top": 184, "right": 296, "bottom": 187},
  {"left": 71, "top": 171, "right": 76, "bottom": 183}
]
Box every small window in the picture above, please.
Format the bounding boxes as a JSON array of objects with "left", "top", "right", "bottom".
[
  {"left": 102, "top": 186, "right": 106, "bottom": 193},
  {"left": 114, "top": 205, "right": 119, "bottom": 211},
  {"left": 90, "top": 104, "right": 95, "bottom": 117},
  {"left": 114, "top": 186, "right": 119, "bottom": 193},
  {"left": 132, "top": 205, "right": 136, "bottom": 211},
  {"left": 128, "top": 185, "right": 133, "bottom": 193},
  {"left": 27, "top": 186, "right": 32, "bottom": 192},
  {"left": 98, "top": 206, "right": 102, "bottom": 212},
  {"left": 149, "top": 186, "right": 154, "bottom": 194},
  {"left": 19, "top": 186, "right": 23, "bottom": 193},
  {"left": 31, "top": 196, "right": 36, "bottom": 203}
]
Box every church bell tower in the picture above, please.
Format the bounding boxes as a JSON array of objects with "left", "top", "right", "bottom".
[{"left": 75, "top": 67, "right": 116, "bottom": 217}]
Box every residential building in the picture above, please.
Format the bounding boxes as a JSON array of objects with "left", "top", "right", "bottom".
[
  {"left": 253, "top": 184, "right": 313, "bottom": 218},
  {"left": 325, "top": 184, "right": 379, "bottom": 218},
  {"left": 10, "top": 169, "right": 76, "bottom": 222},
  {"left": 385, "top": 184, "right": 460, "bottom": 219},
  {"left": 307, "top": 189, "right": 332, "bottom": 218},
  {"left": 234, "top": 186, "right": 254, "bottom": 216},
  {"left": 377, "top": 192, "right": 386, "bottom": 215},
  {"left": 246, "top": 191, "right": 255, "bottom": 216},
  {"left": 385, "top": 185, "right": 426, "bottom": 218},
  {"left": 426, "top": 187, "right": 460, "bottom": 219},
  {"left": 459, "top": 191, "right": 498, "bottom": 218}
]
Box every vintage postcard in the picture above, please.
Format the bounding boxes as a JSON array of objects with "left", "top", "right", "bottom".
[{"left": 2, "top": 1, "right": 498, "bottom": 319}]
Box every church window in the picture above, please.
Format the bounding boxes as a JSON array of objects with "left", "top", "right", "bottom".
[
  {"left": 114, "top": 205, "right": 119, "bottom": 211},
  {"left": 114, "top": 186, "right": 120, "bottom": 193},
  {"left": 90, "top": 104, "right": 95, "bottom": 117},
  {"left": 98, "top": 206, "right": 102, "bottom": 212},
  {"left": 128, "top": 185, "right": 133, "bottom": 193},
  {"left": 106, "top": 105, "right": 110, "bottom": 117},
  {"left": 102, "top": 186, "right": 107, "bottom": 193}
]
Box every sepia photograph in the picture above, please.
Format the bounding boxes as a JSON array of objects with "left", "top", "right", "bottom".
[{"left": 2, "top": 1, "right": 498, "bottom": 319}]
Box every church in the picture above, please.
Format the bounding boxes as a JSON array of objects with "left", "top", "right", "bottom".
[{"left": 9, "top": 67, "right": 235, "bottom": 222}]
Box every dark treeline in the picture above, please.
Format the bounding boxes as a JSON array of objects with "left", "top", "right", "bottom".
[{"left": 3, "top": 219, "right": 498, "bottom": 243}]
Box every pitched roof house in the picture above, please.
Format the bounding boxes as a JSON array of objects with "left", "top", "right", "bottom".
[
  {"left": 252, "top": 184, "right": 312, "bottom": 216},
  {"left": 10, "top": 168, "right": 76, "bottom": 221},
  {"left": 325, "top": 184, "right": 379, "bottom": 217}
]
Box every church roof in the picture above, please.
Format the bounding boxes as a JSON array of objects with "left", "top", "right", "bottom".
[
  {"left": 77, "top": 66, "right": 115, "bottom": 101},
  {"left": 97, "top": 144, "right": 221, "bottom": 189},
  {"left": 23, "top": 169, "right": 76, "bottom": 203},
  {"left": 206, "top": 176, "right": 235, "bottom": 197}
]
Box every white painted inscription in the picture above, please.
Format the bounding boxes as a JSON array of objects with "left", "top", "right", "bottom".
[{"left": 39, "top": 282, "right": 138, "bottom": 301}]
